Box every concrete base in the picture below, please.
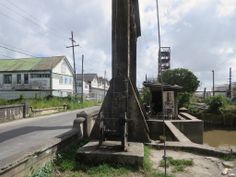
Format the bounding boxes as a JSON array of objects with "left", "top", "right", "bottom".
[{"left": 76, "top": 141, "right": 144, "bottom": 167}]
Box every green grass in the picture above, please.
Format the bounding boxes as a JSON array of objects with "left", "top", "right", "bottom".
[
  {"left": 0, "top": 96, "right": 100, "bottom": 110},
  {"left": 160, "top": 157, "right": 193, "bottom": 173},
  {"left": 144, "top": 146, "right": 173, "bottom": 177},
  {"left": 27, "top": 144, "right": 175, "bottom": 177},
  {"left": 221, "top": 154, "right": 236, "bottom": 161},
  {"left": 25, "top": 162, "right": 54, "bottom": 177}
]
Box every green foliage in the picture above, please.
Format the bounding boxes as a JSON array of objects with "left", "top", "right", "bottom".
[
  {"left": 206, "top": 95, "right": 230, "bottom": 112},
  {"left": 141, "top": 87, "right": 151, "bottom": 104},
  {"left": 25, "top": 162, "right": 53, "bottom": 177},
  {"left": 178, "top": 92, "right": 192, "bottom": 108},
  {"left": 0, "top": 96, "right": 99, "bottom": 111},
  {"left": 162, "top": 68, "right": 200, "bottom": 93},
  {"left": 160, "top": 157, "right": 193, "bottom": 173}
]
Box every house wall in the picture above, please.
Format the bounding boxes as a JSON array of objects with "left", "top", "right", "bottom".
[
  {"left": 52, "top": 59, "right": 73, "bottom": 97},
  {"left": 77, "top": 80, "right": 90, "bottom": 95},
  {"left": 0, "top": 72, "right": 51, "bottom": 90}
]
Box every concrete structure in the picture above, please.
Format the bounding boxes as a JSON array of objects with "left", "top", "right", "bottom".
[
  {"left": 77, "top": 141, "right": 144, "bottom": 166},
  {"left": 76, "top": 73, "right": 109, "bottom": 101},
  {"left": 0, "top": 56, "right": 73, "bottom": 100},
  {"left": 90, "top": 0, "right": 150, "bottom": 144},
  {"left": 0, "top": 104, "right": 28, "bottom": 122},
  {"left": 143, "top": 82, "right": 182, "bottom": 118},
  {"left": 0, "top": 106, "right": 100, "bottom": 177}
]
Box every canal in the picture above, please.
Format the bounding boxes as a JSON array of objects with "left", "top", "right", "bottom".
[{"left": 204, "top": 129, "right": 236, "bottom": 149}]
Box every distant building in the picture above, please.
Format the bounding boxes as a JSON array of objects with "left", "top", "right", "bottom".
[
  {"left": 0, "top": 56, "right": 74, "bottom": 100},
  {"left": 232, "top": 82, "right": 236, "bottom": 99},
  {"left": 76, "top": 73, "right": 109, "bottom": 101},
  {"left": 215, "top": 84, "right": 228, "bottom": 96}
]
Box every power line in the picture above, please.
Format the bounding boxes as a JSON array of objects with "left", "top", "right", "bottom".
[
  {"left": 0, "top": 42, "right": 35, "bottom": 56},
  {"left": 0, "top": 45, "right": 37, "bottom": 58},
  {"left": 0, "top": 53, "right": 14, "bottom": 59},
  {"left": 6, "top": 0, "right": 68, "bottom": 38},
  {"left": 0, "top": 1, "right": 67, "bottom": 40}
]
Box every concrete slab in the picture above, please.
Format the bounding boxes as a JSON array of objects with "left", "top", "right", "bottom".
[{"left": 76, "top": 141, "right": 144, "bottom": 167}]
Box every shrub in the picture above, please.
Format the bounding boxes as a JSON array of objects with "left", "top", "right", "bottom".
[
  {"left": 206, "top": 95, "right": 230, "bottom": 112},
  {"left": 177, "top": 92, "right": 192, "bottom": 108}
]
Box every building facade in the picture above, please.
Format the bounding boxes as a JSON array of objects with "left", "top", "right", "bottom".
[
  {"left": 76, "top": 73, "right": 109, "bottom": 101},
  {"left": 0, "top": 56, "right": 73, "bottom": 100}
]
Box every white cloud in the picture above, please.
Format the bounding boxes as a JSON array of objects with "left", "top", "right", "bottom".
[{"left": 217, "top": 0, "right": 236, "bottom": 17}]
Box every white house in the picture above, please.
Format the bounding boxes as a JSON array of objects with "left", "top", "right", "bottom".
[
  {"left": 76, "top": 73, "right": 109, "bottom": 100},
  {"left": 0, "top": 56, "right": 74, "bottom": 100}
]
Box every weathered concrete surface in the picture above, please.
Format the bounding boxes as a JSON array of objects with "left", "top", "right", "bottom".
[
  {"left": 150, "top": 149, "right": 236, "bottom": 177},
  {"left": 147, "top": 118, "right": 203, "bottom": 144},
  {"left": 0, "top": 106, "right": 100, "bottom": 176},
  {"left": 90, "top": 0, "right": 150, "bottom": 143},
  {"left": 165, "top": 121, "right": 191, "bottom": 143},
  {"left": 0, "top": 129, "right": 79, "bottom": 177},
  {"left": 77, "top": 141, "right": 144, "bottom": 167},
  {"left": 0, "top": 104, "right": 28, "bottom": 122},
  {"left": 147, "top": 141, "right": 236, "bottom": 157}
]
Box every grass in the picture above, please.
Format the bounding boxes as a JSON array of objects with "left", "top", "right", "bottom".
[
  {"left": 27, "top": 144, "right": 174, "bottom": 177},
  {"left": 0, "top": 96, "right": 100, "bottom": 110},
  {"left": 221, "top": 154, "right": 236, "bottom": 161},
  {"left": 160, "top": 157, "right": 193, "bottom": 173},
  {"left": 144, "top": 146, "right": 173, "bottom": 177}
]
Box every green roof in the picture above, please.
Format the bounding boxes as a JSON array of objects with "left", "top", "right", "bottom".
[{"left": 0, "top": 56, "right": 65, "bottom": 72}]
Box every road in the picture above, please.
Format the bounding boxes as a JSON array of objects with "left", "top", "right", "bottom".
[{"left": 0, "top": 106, "right": 100, "bottom": 166}]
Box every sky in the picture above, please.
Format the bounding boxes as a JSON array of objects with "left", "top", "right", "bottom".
[{"left": 0, "top": 0, "right": 235, "bottom": 90}]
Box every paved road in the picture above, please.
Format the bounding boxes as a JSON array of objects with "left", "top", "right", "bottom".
[{"left": 0, "top": 106, "right": 100, "bottom": 166}]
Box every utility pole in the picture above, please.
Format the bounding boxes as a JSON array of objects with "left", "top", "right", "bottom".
[
  {"left": 81, "top": 54, "right": 84, "bottom": 103},
  {"left": 66, "top": 31, "right": 79, "bottom": 95},
  {"left": 229, "top": 67, "right": 232, "bottom": 98},
  {"left": 212, "top": 70, "right": 215, "bottom": 96},
  {"left": 104, "top": 70, "right": 106, "bottom": 99},
  {"left": 203, "top": 87, "right": 206, "bottom": 100}
]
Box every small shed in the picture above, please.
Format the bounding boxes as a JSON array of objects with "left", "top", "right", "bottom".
[{"left": 143, "top": 81, "right": 182, "bottom": 119}]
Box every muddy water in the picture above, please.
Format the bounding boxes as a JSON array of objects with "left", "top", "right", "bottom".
[{"left": 204, "top": 129, "right": 236, "bottom": 149}]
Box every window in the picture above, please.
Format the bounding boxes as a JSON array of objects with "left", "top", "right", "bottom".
[
  {"left": 17, "top": 74, "right": 21, "bottom": 84},
  {"left": 3, "top": 74, "right": 12, "bottom": 84},
  {"left": 31, "top": 73, "right": 50, "bottom": 78},
  {"left": 24, "top": 74, "right": 29, "bottom": 84}
]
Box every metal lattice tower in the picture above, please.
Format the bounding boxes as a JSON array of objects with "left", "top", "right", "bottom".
[{"left": 158, "top": 47, "right": 171, "bottom": 77}]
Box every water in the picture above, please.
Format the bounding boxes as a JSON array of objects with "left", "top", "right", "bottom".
[{"left": 204, "top": 129, "right": 236, "bottom": 150}]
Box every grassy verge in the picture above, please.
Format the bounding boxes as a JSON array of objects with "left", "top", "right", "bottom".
[
  {"left": 26, "top": 144, "right": 173, "bottom": 177},
  {"left": 160, "top": 157, "right": 193, "bottom": 173},
  {"left": 0, "top": 96, "right": 100, "bottom": 110}
]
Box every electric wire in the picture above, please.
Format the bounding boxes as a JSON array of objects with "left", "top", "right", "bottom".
[
  {"left": 0, "top": 45, "right": 37, "bottom": 58},
  {"left": 0, "top": 1, "right": 68, "bottom": 40}
]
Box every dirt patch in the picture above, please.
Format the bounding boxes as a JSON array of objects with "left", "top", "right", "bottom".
[{"left": 150, "top": 149, "right": 236, "bottom": 177}]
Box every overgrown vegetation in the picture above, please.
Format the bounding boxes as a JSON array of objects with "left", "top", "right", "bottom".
[
  {"left": 27, "top": 145, "right": 174, "bottom": 177},
  {"left": 159, "top": 157, "right": 193, "bottom": 173},
  {"left": 0, "top": 96, "right": 100, "bottom": 110},
  {"left": 206, "top": 95, "right": 230, "bottom": 112},
  {"left": 188, "top": 95, "right": 236, "bottom": 127}
]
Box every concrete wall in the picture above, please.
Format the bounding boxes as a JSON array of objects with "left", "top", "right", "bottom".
[
  {"left": 147, "top": 119, "right": 204, "bottom": 144},
  {"left": 0, "top": 90, "right": 51, "bottom": 100},
  {"left": 0, "top": 104, "right": 28, "bottom": 122}
]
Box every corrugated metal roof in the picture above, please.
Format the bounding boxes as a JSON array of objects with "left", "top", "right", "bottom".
[
  {"left": 0, "top": 56, "right": 65, "bottom": 72},
  {"left": 76, "top": 73, "right": 97, "bottom": 82}
]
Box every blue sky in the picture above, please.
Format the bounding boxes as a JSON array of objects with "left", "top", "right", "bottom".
[{"left": 0, "top": 0, "right": 235, "bottom": 90}]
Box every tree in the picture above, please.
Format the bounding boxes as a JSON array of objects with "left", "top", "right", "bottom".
[{"left": 162, "top": 68, "right": 200, "bottom": 93}]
